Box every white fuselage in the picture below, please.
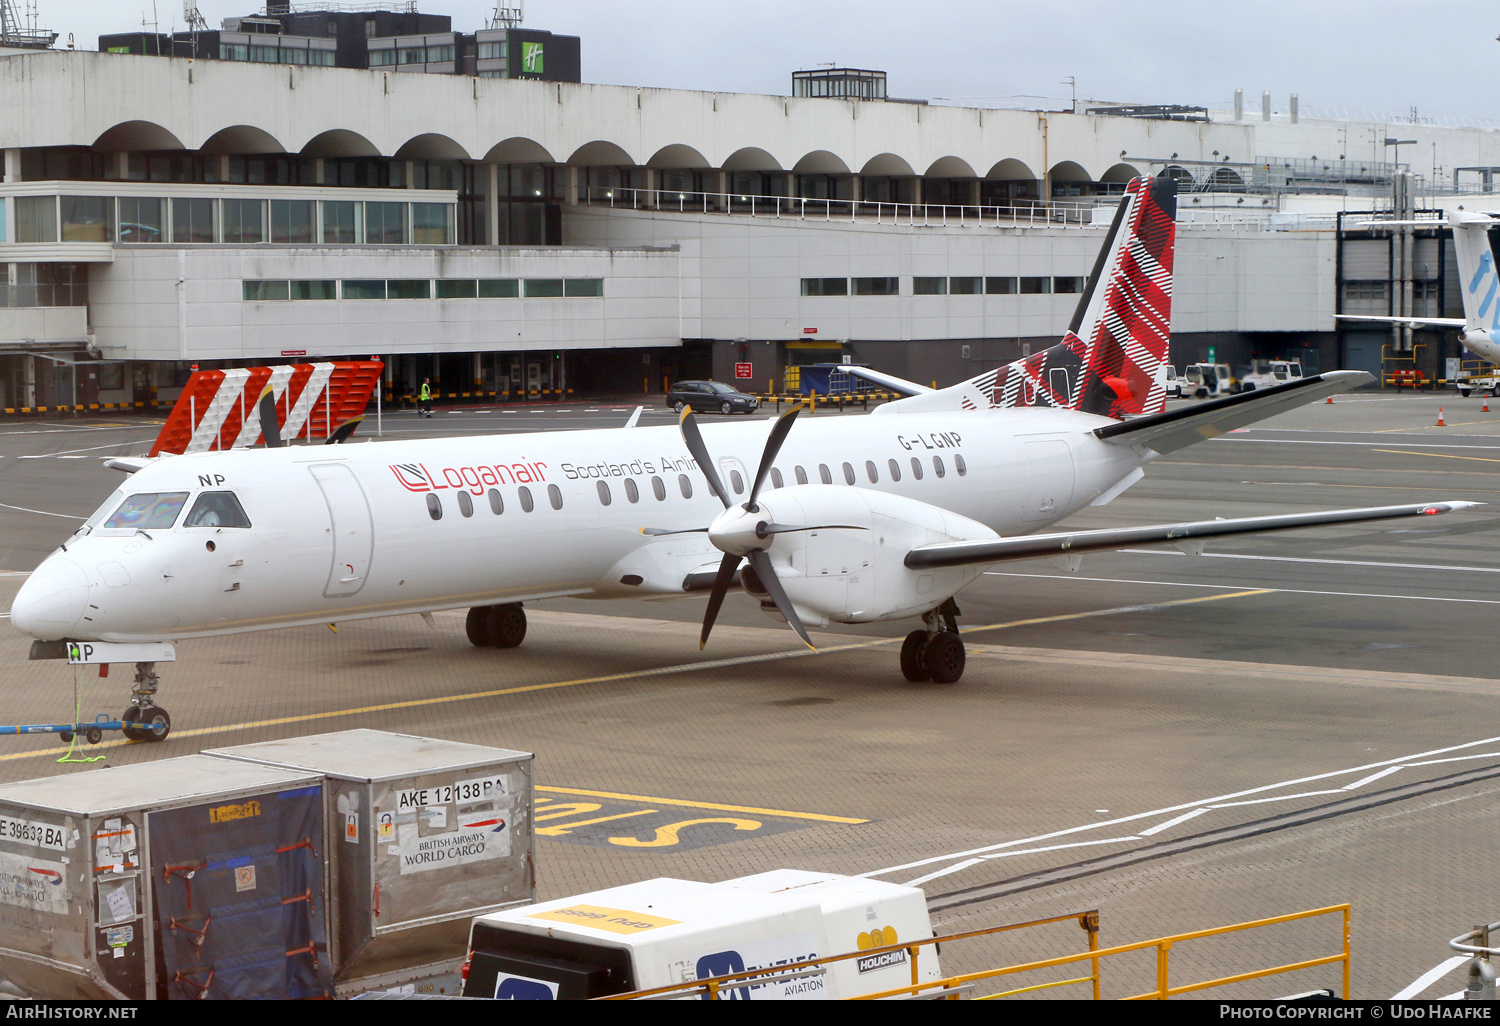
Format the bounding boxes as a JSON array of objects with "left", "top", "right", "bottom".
[{"left": 11, "top": 408, "right": 1144, "bottom": 643}]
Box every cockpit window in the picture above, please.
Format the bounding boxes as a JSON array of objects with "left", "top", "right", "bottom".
[
  {"left": 103, "top": 492, "right": 190, "bottom": 530},
  {"left": 184, "top": 491, "right": 252, "bottom": 528},
  {"left": 79, "top": 489, "right": 125, "bottom": 534}
]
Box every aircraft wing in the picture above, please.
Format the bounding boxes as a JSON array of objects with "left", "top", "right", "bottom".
[
  {"left": 842, "top": 366, "right": 935, "bottom": 396},
  {"left": 1333, "top": 314, "right": 1466, "bottom": 328},
  {"left": 1093, "top": 370, "right": 1369, "bottom": 456},
  {"left": 904, "top": 501, "right": 1479, "bottom": 570}
]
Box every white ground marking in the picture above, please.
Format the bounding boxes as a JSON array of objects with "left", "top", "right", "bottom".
[
  {"left": 1137, "top": 808, "right": 1211, "bottom": 837},
  {"left": 13, "top": 437, "right": 153, "bottom": 458},
  {"left": 1213, "top": 438, "right": 1500, "bottom": 451},
  {"left": 1393, "top": 956, "right": 1470, "bottom": 1000},
  {"left": 0, "top": 502, "right": 85, "bottom": 519},
  {"left": 1122, "top": 551, "right": 1500, "bottom": 576},
  {"left": 981, "top": 571, "right": 1500, "bottom": 606},
  {"left": 864, "top": 733, "right": 1500, "bottom": 883}
]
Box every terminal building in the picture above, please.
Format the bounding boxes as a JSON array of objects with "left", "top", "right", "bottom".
[{"left": 2, "top": 3, "right": 1499, "bottom": 411}]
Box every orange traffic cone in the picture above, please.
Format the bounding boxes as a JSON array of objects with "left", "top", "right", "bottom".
[
  {"left": 1484, "top": 398, "right": 1491, "bottom": 412},
  {"left": 1437, "top": 407, "right": 1446, "bottom": 426},
  {"left": 1326, "top": 396, "right": 1334, "bottom": 404}
]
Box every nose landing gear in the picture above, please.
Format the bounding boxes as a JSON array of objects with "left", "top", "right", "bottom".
[
  {"left": 900, "top": 599, "right": 967, "bottom": 684},
  {"left": 121, "top": 662, "right": 171, "bottom": 742}
]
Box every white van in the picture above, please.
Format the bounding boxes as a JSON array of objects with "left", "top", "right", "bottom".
[{"left": 461, "top": 869, "right": 941, "bottom": 1000}]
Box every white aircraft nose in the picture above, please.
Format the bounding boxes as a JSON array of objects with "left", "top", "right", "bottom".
[{"left": 10, "top": 558, "right": 89, "bottom": 640}]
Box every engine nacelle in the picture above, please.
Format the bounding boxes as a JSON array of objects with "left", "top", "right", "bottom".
[{"left": 744, "top": 485, "right": 997, "bottom": 625}]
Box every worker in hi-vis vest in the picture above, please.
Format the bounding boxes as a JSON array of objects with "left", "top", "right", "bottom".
[{"left": 419, "top": 378, "right": 433, "bottom": 418}]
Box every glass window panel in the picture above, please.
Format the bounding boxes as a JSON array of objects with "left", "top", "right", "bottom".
[
  {"left": 117, "top": 197, "right": 164, "bottom": 243},
  {"left": 1020, "top": 276, "right": 1051, "bottom": 294},
  {"left": 478, "top": 278, "right": 519, "bottom": 298},
  {"left": 524, "top": 278, "right": 564, "bottom": 298},
  {"left": 933, "top": 456, "right": 946, "bottom": 478},
  {"left": 913, "top": 276, "right": 946, "bottom": 295},
  {"left": 651, "top": 476, "right": 666, "bottom": 501},
  {"left": 487, "top": 488, "right": 504, "bottom": 514},
  {"left": 386, "top": 279, "right": 430, "bottom": 300},
  {"left": 183, "top": 491, "right": 252, "bottom": 528},
  {"left": 548, "top": 484, "right": 563, "bottom": 509},
  {"left": 322, "top": 200, "right": 359, "bottom": 244},
  {"left": 426, "top": 493, "right": 442, "bottom": 520},
  {"left": 243, "top": 280, "right": 290, "bottom": 301},
  {"left": 819, "top": 464, "right": 832, "bottom": 485},
  {"left": 888, "top": 458, "right": 901, "bottom": 481},
  {"left": 985, "top": 276, "right": 1018, "bottom": 294},
  {"left": 310, "top": 49, "right": 334, "bottom": 66},
  {"left": 365, "top": 201, "right": 406, "bottom": 245},
  {"left": 518, "top": 486, "right": 534, "bottom": 512},
  {"left": 172, "top": 198, "right": 216, "bottom": 243},
  {"left": 800, "top": 277, "right": 847, "bottom": 297},
  {"left": 341, "top": 279, "right": 386, "bottom": 300},
  {"left": 223, "top": 43, "right": 248, "bottom": 60},
  {"left": 678, "top": 474, "right": 693, "bottom": 499},
  {"left": 399, "top": 46, "right": 425, "bottom": 64},
  {"left": 955, "top": 454, "right": 967, "bottom": 477},
  {"left": 249, "top": 44, "right": 277, "bottom": 63},
  {"left": 427, "top": 45, "right": 454, "bottom": 62},
  {"left": 290, "top": 280, "right": 336, "bottom": 301},
  {"left": 270, "top": 199, "right": 314, "bottom": 244},
  {"left": 411, "top": 202, "right": 452, "bottom": 244},
  {"left": 221, "top": 199, "right": 265, "bottom": 244},
  {"left": 63, "top": 196, "right": 115, "bottom": 241},
  {"left": 949, "top": 276, "right": 982, "bottom": 295},
  {"left": 624, "top": 478, "right": 639, "bottom": 503},
  {"left": 564, "top": 278, "right": 604, "bottom": 297},
  {"left": 15, "top": 196, "right": 57, "bottom": 243},
  {"left": 104, "top": 492, "right": 189, "bottom": 530},
  {"left": 282, "top": 47, "right": 308, "bottom": 65},
  {"left": 1053, "top": 276, "right": 1085, "bottom": 294},
  {"left": 436, "top": 279, "right": 478, "bottom": 299},
  {"left": 842, "top": 462, "right": 856, "bottom": 485},
  {"left": 865, "top": 460, "right": 879, "bottom": 483},
  {"left": 770, "top": 467, "right": 783, "bottom": 489},
  {"left": 795, "top": 466, "right": 808, "bottom": 485},
  {"left": 910, "top": 457, "right": 924, "bottom": 480},
  {"left": 853, "top": 276, "right": 898, "bottom": 296},
  {"left": 457, "top": 490, "right": 473, "bottom": 517},
  {"left": 369, "top": 48, "right": 396, "bottom": 66},
  {"left": 596, "top": 480, "right": 612, "bottom": 506}
]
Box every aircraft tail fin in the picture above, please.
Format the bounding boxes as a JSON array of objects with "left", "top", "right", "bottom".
[
  {"left": 1450, "top": 212, "right": 1500, "bottom": 334},
  {"left": 875, "top": 177, "right": 1176, "bottom": 418}
]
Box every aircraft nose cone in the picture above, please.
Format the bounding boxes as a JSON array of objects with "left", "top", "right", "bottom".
[{"left": 10, "top": 558, "right": 89, "bottom": 640}]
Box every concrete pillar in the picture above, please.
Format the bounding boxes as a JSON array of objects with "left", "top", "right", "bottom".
[
  {"left": 115, "top": 152, "right": 129, "bottom": 180},
  {"left": 486, "top": 164, "right": 500, "bottom": 245},
  {"left": 1261, "top": 91, "right": 1271, "bottom": 122},
  {"left": 644, "top": 167, "right": 656, "bottom": 209},
  {"left": 968, "top": 179, "right": 981, "bottom": 206},
  {"left": 313, "top": 157, "right": 325, "bottom": 184},
  {"left": 22, "top": 355, "right": 36, "bottom": 409},
  {"left": 406, "top": 160, "right": 415, "bottom": 188},
  {"left": 565, "top": 165, "right": 578, "bottom": 205},
  {"left": 2, "top": 148, "right": 19, "bottom": 182}
]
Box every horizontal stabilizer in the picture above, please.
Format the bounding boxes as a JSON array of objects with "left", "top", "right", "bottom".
[
  {"left": 1094, "top": 370, "right": 1369, "bottom": 456},
  {"left": 905, "top": 501, "right": 1480, "bottom": 570},
  {"left": 102, "top": 457, "right": 152, "bottom": 475},
  {"left": 842, "top": 366, "right": 935, "bottom": 396},
  {"left": 1334, "top": 314, "right": 1465, "bottom": 328}
]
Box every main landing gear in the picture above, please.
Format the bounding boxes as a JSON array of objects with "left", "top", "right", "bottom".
[
  {"left": 900, "top": 599, "right": 966, "bottom": 684},
  {"left": 465, "top": 603, "right": 527, "bottom": 649},
  {"left": 121, "top": 661, "right": 171, "bottom": 742}
]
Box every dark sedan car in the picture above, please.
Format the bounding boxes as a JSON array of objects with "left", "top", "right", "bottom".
[{"left": 665, "top": 380, "right": 760, "bottom": 415}]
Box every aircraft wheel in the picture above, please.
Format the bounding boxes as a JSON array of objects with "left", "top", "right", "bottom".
[
  {"left": 924, "top": 633, "right": 966, "bottom": 684},
  {"left": 120, "top": 707, "right": 144, "bottom": 742},
  {"left": 900, "top": 630, "right": 931, "bottom": 682},
  {"left": 136, "top": 706, "right": 171, "bottom": 743},
  {"left": 465, "top": 607, "right": 496, "bottom": 647},
  {"left": 491, "top": 604, "right": 527, "bottom": 649}
]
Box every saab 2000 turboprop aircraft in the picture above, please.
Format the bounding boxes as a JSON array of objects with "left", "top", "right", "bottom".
[{"left": 9, "top": 178, "right": 1478, "bottom": 741}]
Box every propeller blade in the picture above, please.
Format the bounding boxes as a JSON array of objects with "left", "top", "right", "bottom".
[
  {"left": 639, "top": 526, "right": 709, "bottom": 536},
  {"left": 325, "top": 415, "right": 364, "bottom": 444},
  {"left": 757, "top": 522, "right": 867, "bottom": 538},
  {"left": 678, "top": 406, "right": 732, "bottom": 509},
  {"left": 746, "top": 402, "right": 804, "bottom": 510},
  {"left": 699, "top": 551, "right": 742, "bottom": 649},
  {"left": 746, "top": 549, "right": 815, "bottom": 651},
  {"left": 257, "top": 385, "right": 285, "bottom": 448}
]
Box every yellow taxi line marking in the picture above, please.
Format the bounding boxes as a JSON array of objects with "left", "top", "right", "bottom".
[
  {"left": 0, "top": 589, "right": 1270, "bottom": 766},
  {"left": 535, "top": 786, "right": 868, "bottom": 824},
  {"left": 1374, "top": 448, "right": 1500, "bottom": 463},
  {"left": 535, "top": 810, "right": 660, "bottom": 836}
]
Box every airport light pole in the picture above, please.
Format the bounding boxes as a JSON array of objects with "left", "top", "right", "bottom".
[{"left": 1384, "top": 137, "right": 1417, "bottom": 170}]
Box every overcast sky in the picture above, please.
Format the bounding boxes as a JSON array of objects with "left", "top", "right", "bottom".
[{"left": 29, "top": 1, "right": 1499, "bottom": 121}]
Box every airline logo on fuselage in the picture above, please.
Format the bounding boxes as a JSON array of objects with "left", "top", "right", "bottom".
[{"left": 390, "top": 461, "right": 548, "bottom": 494}]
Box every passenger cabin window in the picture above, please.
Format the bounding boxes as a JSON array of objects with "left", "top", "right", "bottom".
[
  {"left": 933, "top": 456, "right": 945, "bottom": 478},
  {"left": 678, "top": 474, "right": 693, "bottom": 499},
  {"left": 955, "top": 454, "right": 967, "bottom": 477},
  {"left": 865, "top": 461, "right": 879, "bottom": 484},
  {"left": 651, "top": 476, "right": 666, "bottom": 501},
  {"left": 795, "top": 466, "right": 808, "bottom": 485},
  {"left": 488, "top": 488, "right": 504, "bottom": 514},
  {"left": 910, "top": 457, "right": 924, "bottom": 480},
  {"left": 548, "top": 484, "right": 563, "bottom": 510},
  {"left": 819, "top": 464, "right": 832, "bottom": 485},
  {"left": 842, "top": 462, "right": 856, "bottom": 485},
  {"left": 730, "top": 470, "right": 744, "bottom": 494},
  {"left": 771, "top": 468, "right": 784, "bottom": 489},
  {"left": 183, "top": 491, "right": 251, "bottom": 528},
  {"left": 457, "top": 491, "right": 474, "bottom": 517},
  {"left": 518, "top": 486, "right": 534, "bottom": 512},
  {"left": 425, "top": 493, "right": 442, "bottom": 520},
  {"left": 597, "top": 481, "right": 612, "bottom": 506},
  {"left": 888, "top": 459, "right": 901, "bottom": 482},
  {"left": 625, "top": 479, "right": 639, "bottom": 503},
  {"left": 104, "top": 492, "right": 189, "bottom": 530}
]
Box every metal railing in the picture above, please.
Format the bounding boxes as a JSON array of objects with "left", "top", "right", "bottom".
[
  {"left": 0, "top": 284, "right": 88, "bottom": 308},
  {"left": 1449, "top": 922, "right": 1500, "bottom": 1000},
  {"left": 580, "top": 186, "right": 1109, "bottom": 228},
  {"left": 857, "top": 904, "right": 1350, "bottom": 1001},
  {"left": 599, "top": 909, "right": 1102, "bottom": 1001}
]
